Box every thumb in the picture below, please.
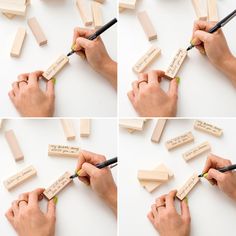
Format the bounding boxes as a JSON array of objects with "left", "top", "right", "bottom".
[
  {"left": 207, "top": 168, "right": 224, "bottom": 182},
  {"left": 47, "top": 198, "right": 56, "bottom": 219},
  {"left": 81, "top": 163, "right": 97, "bottom": 177},
  {"left": 193, "top": 30, "right": 213, "bottom": 46},
  {"left": 46, "top": 79, "right": 55, "bottom": 98},
  {"left": 168, "top": 78, "right": 178, "bottom": 98},
  {"left": 76, "top": 37, "right": 94, "bottom": 51}
]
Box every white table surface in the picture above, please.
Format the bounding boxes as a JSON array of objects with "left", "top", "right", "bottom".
[
  {"left": 119, "top": 0, "right": 236, "bottom": 117},
  {"left": 0, "top": 118, "right": 117, "bottom": 236},
  {"left": 0, "top": 0, "right": 117, "bottom": 117},
  {"left": 119, "top": 118, "right": 236, "bottom": 236}
]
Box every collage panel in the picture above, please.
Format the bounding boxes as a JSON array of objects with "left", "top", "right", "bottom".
[
  {"left": 0, "top": 118, "right": 117, "bottom": 236},
  {"left": 119, "top": 1, "right": 236, "bottom": 117},
  {"left": 119, "top": 118, "right": 236, "bottom": 236}
]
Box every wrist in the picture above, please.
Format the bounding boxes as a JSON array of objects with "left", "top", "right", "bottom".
[{"left": 103, "top": 185, "right": 117, "bottom": 215}]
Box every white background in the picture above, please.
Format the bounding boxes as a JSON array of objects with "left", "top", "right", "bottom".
[
  {"left": 119, "top": 0, "right": 236, "bottom": 117},
  {"left": 0, "top": 0, "right": 117, "bottom": 117},
  {"left": 0, "top": 118, "right": 117, "bottom": 236},
  {"left": 119, "top": 119, "right": 236, "bottom": 236}
]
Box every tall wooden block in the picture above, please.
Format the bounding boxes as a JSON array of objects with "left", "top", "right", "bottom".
[
  {"left": 5, "top": 130, "right": 24, "bottom": 161},
  {"left": 60, "top": 119, "right": 76, "bottom": 140},
  {"left": 207, "top": 0, "right": 218, "bottom": 21},
  {"left": 137, "top": 11, "right": 157, "bottom": 41},
  {"left": 191, "top": 0, "right": 207, "bottom": 20},
  {"left": 43, "top": 172, "right": 72, "bottom": 200},
  {"left": 0, "top": 1, "right": 26, "bottom": 16},
  {"left": 27, "top": 17, "right": 47, "bottom": 46},
  {"left": 151, "top": 119, "right": 167, "bottom": 143},
  {"left": 119, "top": 0, "right": 136, "bottom": 9},
  {"left": 3, "top": 166, "right": 37, "bottom": 191},
  {"left": 138, "top": 170, "right": 168, "bottom": 181},
  {"left": 80, "top": 119, "right": 90, "bottom": 137},
  {"left": 119, "top": 119, "right": 145, "bottom": 131},
  {"left": 76, "top": 0, "right": 93, "bottom": 26},
  {"left": 92, "top": 1, "right": 103, "bottom": 29},
  {"left": 10, "top": 27, "right": 26, "bottom": 57}
]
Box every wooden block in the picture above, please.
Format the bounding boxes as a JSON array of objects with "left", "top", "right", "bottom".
[
  {"left": 133, "top": 46, "right": 161, "bottom": 73},
  {"left": 80, "top": 119, "right": 90, "bottom": 137},
  {"left": 119, "top": 7, "right": 125, "bottom": 13},
  {"left": 3, "top": 166, "right": 37, "bottom": 191},
  {"left": 138, "top": 170, "right": 168, "bottom": 182},
  {"left": 5, "top": 130, "right": 24, "bottom": 161},
  {"left": 139, "top": 164, "right": 174, "bottom": 193},
  {"left": 207, "top": 0, "right": 218, "bottom": 21},
  {"left": 0, "top": 119, "right": 3, "bottom": 129},
  {"left": 0, "top": 0, "right": 26, "bottom": 4},
  {"left": 194, "top": 120, "right": 223, "bottom": 137},
  {"left": 42, "top": 55, "right": 69, "bottom": 80},
  {"left": 151, "top": 119, "right": 167, "bottom": 143},
  {"left": 191, "top": 0, "right": 207, "bottom": 20},
  {"left": 94, "top": 0, "right": 104, "bottom": 3},
  {"left": 0, "top": 1, "right": 26, "bottom": 15},
  {"left": 183, "top": 141, "right": 211, "bottom": 161},
  {"left": 119, "top": 119, "right": 145, "bottom": 131},
  {"left": 2, "top": 12, "right": 15, "bottom": 19},
  {"left": 48, "top": 144, "right": 80, "bottom": 158},
  {"left": 165, "top": 48, "right": 187, "bottom": 80},
  {"left": 119, "top": 0, "right": 136, "bottom": 9},
  {"left": 92, "top": 1, "right": 103, "bottom": 29},
  {"left": 27, "top": 17, "right": 47, "bottom": 46},
  {"left": 60, "top": 119, "right": 76, "bottom": 140},
  {"left": 43, "top": 172, "right": 72, "bottom": 200},
  {"left": 10, "top": 27, "right": 26, "bottom": 57},
  {"left": 76, "top": 0, "right": 93, "bottom": 26},
  {"left": 165, "top": 132, "right": 194, "bottom": 151},
  {"left": 137, "top": 11, "right": 157, "bottom": 41},
  {"left": 176, "top": 173, "right": 200, "bottom": 200}
]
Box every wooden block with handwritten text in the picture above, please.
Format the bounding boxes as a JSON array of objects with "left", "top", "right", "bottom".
[
  {"left": 48, "top": 145, "right": 79, "bottom": 158},
  {"left": 194, "top": 120, "right": 223, "bottom": 137}
]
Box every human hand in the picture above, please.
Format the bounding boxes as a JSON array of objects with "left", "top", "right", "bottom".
[
  {"left": 8, "top": 71, "right": 55, "bottom": 117},
  {"left": 5, "top": 188, "right": 56, "bottom": 236},
  {"left": 76, "top": 150, "right": 117, "bottom": 215},
  {"left": 147, "top": 190, "right": 190, "bottom": 236},
  {"left": 127, "top": 70, "right": 178, "bottom": 117},
  {"left": 191, "top": 21, "right": 236, "bottom": 86},
  {"left": 202, "top": 154, "right": 236, "bottom": 201},
  {"left": 72, "top": 28, "right": 117, "bottom": 89}
]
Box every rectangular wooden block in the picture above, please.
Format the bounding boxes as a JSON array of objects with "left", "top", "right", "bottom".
[
  {"left": 176, "top": 173, "right": 200, "bottom": 200},
  {"left": 43, "top": 172, "right": 72, "bottom": 200},
  {"left": 42, "top": 55, "right": 69, "bottom": 80},
  {"left": 137, "top": 11, "right": 157, "bottom": 41},
  {"left": 165, "top": 131, "right": 194, "bottom": 151},
  {"left": 92, "top": 1, "right": 103, "bottom": 29},
  {"left": 139, "top": 164, "right": 174, "bottom": 193},
  {"left": 138, "top": 170, "right": 168, "bottom": 182},
  {"left": 207, "top": 0, "right": 218, "bottom": 21},
  {"left": 10, "top": 27, "right": 26, "bottom": 57},
  {"left": 194, "top": 120, "right": 223, "bottom": 137},
  {"left": 76, "top": 0, "right": 93, "bottom": 26},
  {"left": 27, "top": 17, "right": 47, "bottom": 46},
  {"left": 165, "top": 48, "right": 187, "bottom": 80},
  {"left": 80, "top": 119, "right": 90, "bottom": 137},
  {"left": 3, "top": 166, "right": 37, "bottom": 191},
  {"left": 133, "top": 46, "right": 161, "bottom": 73},
  {"left": 2, "top": 12, "right": 15, "bottom": 19},
  {"left": 191, "top": 0, "right": 207, "bottom": 20},
  {"left": 183, "top": 141, "right": 211, "bottom": 161},
  {"left": 0, "top": 119, "right": 3, "bottom": 129},
  {"left": 151, "top": 119, "right": 167, "bottom": 143},
  {"left": 119, "top": 0, "right": 136, "bottom": 9},
  {"left": 5, "top": 130, "right": 24, "bottom": 161},
  {"left": 60, "top": 119, "right": 76, "bottom": 140},
  {"left": 0, "top": 1, "right": 26, "bottom": 16},
  {"left": 119, "top": 119, "right": 145, "bottom": 131},
  {"left": 94, "top": 0, "right": 104, "bottom": 3},
  {"left": 48, "top": 144, "right": 80, "bottom": 158}
]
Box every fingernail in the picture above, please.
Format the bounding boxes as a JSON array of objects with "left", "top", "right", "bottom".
[
  {"left": 203, "top": 173, "right": 208, "bottom": 178},
  {"left": 176, "top": 77, "right": 181, "bottom": 84},
  {"left": 51, "top": 77, "right": 56, "bottom": 84},
  {"left": 53, "top": 196, "right": 58, "bottom": 205},
  {"left": 184, "top": 197, "right": 188, "bottom": 205}
]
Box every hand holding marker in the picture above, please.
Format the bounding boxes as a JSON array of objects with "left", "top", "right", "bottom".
[
  {"left": 70, "top": 157, "right": 118, "bottom": 179},
  {"left": 199, "top": 164, "right": 236, "bottom": 178},
  {"left": 187, "top": 9, "right": 236, "bottom": 51},
  {"left": 67, "top": 18, "right": 118, "bottom": 57}
]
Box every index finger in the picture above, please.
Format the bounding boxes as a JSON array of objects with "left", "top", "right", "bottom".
[
  {"left": 28, "top": 188, "right": 45, "bottom": 207},
  {"left": 165, "top": 190, "right": 177, "bottom": 210},
  {"left": 76, "top": 150, "right": 106, "bottom": 171},
  {"left": 73, "top": 27, "right": 95, "bottom": 45},
  {"left": 202, "top": 154, "right": 232, "bottom": 174},
  {"left": 192, "top": 20, "right": 216, "bottom": 39}
]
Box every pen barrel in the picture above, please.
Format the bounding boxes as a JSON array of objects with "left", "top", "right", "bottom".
[
  {"left": 96, "top": 157, "right": 118, "bottom": 169},
  {"left": 217, "top": 164, "right": 236, "bottom": 173}
]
